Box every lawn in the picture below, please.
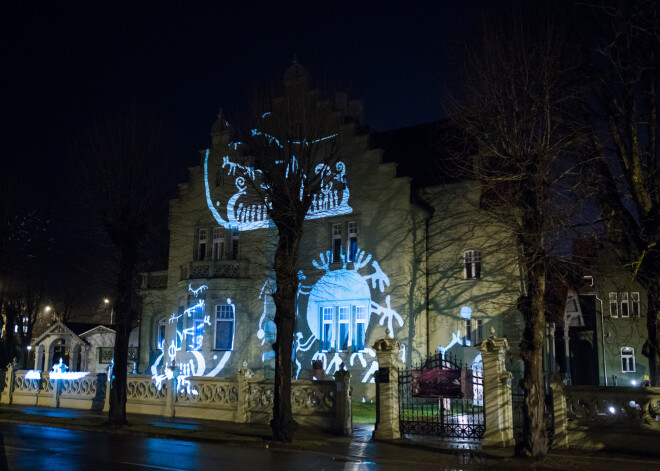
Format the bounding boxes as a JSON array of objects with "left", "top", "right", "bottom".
[{"left": 352, "top": 401, "right": 376, "bottom": 423}]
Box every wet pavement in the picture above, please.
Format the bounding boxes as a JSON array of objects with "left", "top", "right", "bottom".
[{"left": 0, "top": 404, "right": 658, "bottom": 470}]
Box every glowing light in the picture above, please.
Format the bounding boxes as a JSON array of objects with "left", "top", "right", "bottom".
[
  {"left": 280, "top": 247, "right": 402, "bottom": 383},
  {"left": 188, "top": 284, "right": 208, "bottom": 297},
  {"left": 204, "top": 135, "right": 353, "bottom": 232},
  {"left": 50, "top": 372, "right": 89, "bottom": 380},
  {"left": 25, "top": 370, "right": 41, "bottom": 380},
  {"left": 631, "top": 380, "right": 637, "bottom": 386},
  {"left": 609, "top": 407, "right": 616, "bottom": 414}
]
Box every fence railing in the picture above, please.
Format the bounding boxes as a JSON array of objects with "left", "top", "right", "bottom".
[{"left": 0, "top": 366, "right": 349, "bottom": 433}]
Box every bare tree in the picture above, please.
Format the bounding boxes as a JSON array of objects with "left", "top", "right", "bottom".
[
  {"left": 447, "top": 5, "right": 586, "bottom": 458},
  {"left": 583, "top": 0, "right": 660, "bottom": 385},
  {"left": 72, "top": 107, "right": 170, "bottom": 428},
  {"left": 228, "top": 66, "right": 346, "bottom": 442}
]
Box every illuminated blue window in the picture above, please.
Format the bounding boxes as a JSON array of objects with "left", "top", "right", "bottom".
[
  {"left": 347, "top": 222, "right": 358, "bottom": 262},
  {"left": 338, "top": 306, "right": 350, "bottom": 351},
  {"left": 322, "top": 307, "right": 333, "bottom": 351},
  {"left": 215, "top": 304, "right": 235, "bottom": 350},
  {"left": 189, "top": 306, "right": 206, "bottom": 351},
  {"left": 176, "top": 306, "right": 184, "bottom": 349},
  {"left": 157, "top": 318, "right": 166, "bottom": 350},
  {"left": 332, "top": 224, "right": 342, "bottom": 263},
  {"left": 355, "top": 306, "right": 367, "bottom": 351}
]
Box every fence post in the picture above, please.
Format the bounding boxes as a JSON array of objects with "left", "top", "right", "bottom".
[
  {"left": 478, "top": 328, "right": 514, "bottom": 448},
  {"left": 1, "top": 365, "right": 14, "bottom": 405},
  {"left": 333, "top": 364, "right": 353, "bottom": 435},
  {"left": 372, "top": 331, "right": 402, "bottom": 440},
  {"left": 235, "top": 363, "right": 253, "bottom": 423},
  {"left": 164, "top": 362, "right": 177, "bottom": 418},
  {"left": 549, "top": 373, "right": 568, "bottom": 449}
]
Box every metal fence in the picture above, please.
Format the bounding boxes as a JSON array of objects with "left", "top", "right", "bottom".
[{"left": 398, "top": 352, "right": 484, "bottom": 440}]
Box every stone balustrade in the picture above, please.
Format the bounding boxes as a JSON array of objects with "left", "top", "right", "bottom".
[
  {"left": 0, "top": 368, "right": 350, "bottom": 434},
  {"left": 566, "top": 385, "right": 660, "bottom": 429}
]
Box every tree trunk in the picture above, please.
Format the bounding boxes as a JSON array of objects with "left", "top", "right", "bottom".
[
  {"left": 645, "top": 280, "right": 660, "bottom": 386},
  {"left": 519, "top": 263, "right": 548, "bottom": 458},
  {"left": 270, "top": 225, "right": 300, "bottom": 442},
  {"left": 107, "top": 237, "right": 137, "bottom": 429}
]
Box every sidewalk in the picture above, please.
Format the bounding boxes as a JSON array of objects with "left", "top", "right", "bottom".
[{"left": 0, "top": 403, "right": 658, "bottom": 470}]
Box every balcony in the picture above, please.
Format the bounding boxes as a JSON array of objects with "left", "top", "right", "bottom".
[
  {"left": 180, "top": 260, "right": 248, "bottom": 281},
  {"left": 140, "top": 271, "right": 168, "bottom": 290}
]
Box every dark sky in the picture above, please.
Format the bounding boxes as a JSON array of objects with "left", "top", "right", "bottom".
[{"left": 1, "top": 1, "right": 485, "bottom": 315}]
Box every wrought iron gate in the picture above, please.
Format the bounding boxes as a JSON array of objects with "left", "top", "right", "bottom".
[{"left": 398, "top": 352, "right": 484, "bottom": 439}]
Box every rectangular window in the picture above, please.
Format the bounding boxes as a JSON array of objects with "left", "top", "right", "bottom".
[
  {"left": 212, "top": 227, "right": 224, "bottom": 261},
  {"left": 22, "top": 316, "right": 28, "bottom": 334},
  {"left": 464, "top": 250, "right": 481, "bottom": 279},
  {"left": 620, "top": 292, "right": 630, "bottom": 318},
  {"left": 188, "top": 305, "right": 206, "bottom": 351},
  {"left": 338, "top": 306, "right": 350, "bottom": 351},
  {"left": 214, "top": 304, "right": 235, "bottom": 350},
  {"left": 157, "top": 319, "right": 166, "bottom": 350},
  {"left": 632, "top": 292, "right": 641, "bottom": 317},
  {"left": 347, "top": 221, "right": 358, "bottom": 262},
  {"left": 229, "top": 227, "right": 239, "bottom": 260},
  {"left": 322, "top": 307, "right": 334, "bottom": 351},
  {"left": 609, "top": 292, "right": 618, "bottom": 317},
  {"left": 355, "top": 306, "right": 367, "bottom": 352},
  {"left": 13, "top": 325, "right": 18, "bottom": 334},
  {"left": 474, "top": 319, "right": 483, "bottom": 345},
  {"left": 176, "top": 306, "right": 184, "bottom": 349},
  {"left": 332, "top": 224, "right": 342, "bottom": 263},
  {"left": 197, "top": 229, "right": 207, "bottom": 261},
  {"left": 621, "top": 347, "right": 635, "bottom": 372},
  {"left": 464, "top": 318, "right": 472, "bottom": 346}
]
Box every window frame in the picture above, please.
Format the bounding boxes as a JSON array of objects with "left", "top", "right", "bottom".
[
  {"left": 464, "top": 318, "right": 472, "bottom": 346},
  {"left": 212, "top": 227, "right": 224, "bottom": 261},
  {"left": 620, "top": 292, "right": 630, "bottom": 318},
  {"left": 157, "top": 318, "right": 166, "bottom": 350},
  {"left": 631, "top": 292, "right": 641, "bottom": 317},
  {"left": 347, "top": 221, "right": 358, "bottom": 262},
  {"left": 321, "top": 307, "right": 334, "bottom": 352},
  {"left": 621, "top": 347, "right": 635, "bottom": 373},
  {"left": 228, "top": 227, "right": 239, "bottom": 260},
  {"left": 354, "top": 305, "right": 367, "bottom": 352},
  {"left": 464, "top": 250, "right": 482, "bottom": 280},
  {"left": 338, "top": 306, "right": 351, "bottom": 352},
  {"left": 474, "top": 319, "right": 483, "bottom": 345},
  {"left": 331, "top": 223, "right": 342, "bottom": 264},
  {"left": 214, "top": 304, "right": 235, "bottom": 351},
  {"left": 609, "top": 292, "right": 618, "bottom": 317},
  {"left": 197, "top": 228, "right": 207, "bottom": 261}
]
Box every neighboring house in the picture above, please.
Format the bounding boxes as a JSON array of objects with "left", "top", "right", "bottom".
[
  {"left": 30, "top": 321, "right": 139, "bottom": 374},
  {"left": 138, "top": 64, "right": 525, "bottom": 399},
  {"left": 552, "top": 244, "right": 649, "bottom": 387}
]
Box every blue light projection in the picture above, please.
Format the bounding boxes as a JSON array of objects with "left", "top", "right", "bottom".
[
  {"left": 150, "top": 284, "right": 233, "bottom": 393},
  {"left": 438, "top": 330, "right": 462, "bottom": 360},
  {"left": 258, "top": 247, "right": 403, "bottom": 383},
  {"left": 203, "top": 123, "right": 352, "bottom": 231}
]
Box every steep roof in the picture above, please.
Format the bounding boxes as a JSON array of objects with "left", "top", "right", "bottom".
[{"left": 371, "top": 120, "right": 471, "bottom": 189}]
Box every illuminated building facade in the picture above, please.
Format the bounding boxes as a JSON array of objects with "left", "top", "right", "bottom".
[{"left": 138, "top": 66, "right": 525, "bottom": 399}]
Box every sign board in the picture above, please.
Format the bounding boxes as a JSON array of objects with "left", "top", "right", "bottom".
[
  {"left": 378, "top": 367, "right": 390, "bottom": 383},
  {"left": 411, "top": 368, "right": 473, "bottom": 399}
]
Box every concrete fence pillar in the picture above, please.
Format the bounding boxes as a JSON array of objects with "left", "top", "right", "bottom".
[
  {"left": 235, "top": 363, "right": 253, "bottom": 423},
  {"left": 333, "top": 365, "right": 353, "bottom": 436},
  {"left": 549, "top": 373, "right": 569, "bottom": 449},
  {"left": 478, "top": 329, "right": 514, "bottom": 447},
  {"left": 372, "top": 331, "right": 402, "bottom": 440},
  {"left": 1, "top": 365, "right": 15, "bottom": 404}
]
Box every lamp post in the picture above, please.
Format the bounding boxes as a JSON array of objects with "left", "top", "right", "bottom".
[
  {"left": 104, "top": 298, "right": 114, "bottom": 325},
  {"left": 27, "top": 345, "right": 32, "bottom": 370}
]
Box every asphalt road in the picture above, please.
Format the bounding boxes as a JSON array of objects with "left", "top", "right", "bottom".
[{"left": 0, "top": 422, "right": 432, "bottom": 471}]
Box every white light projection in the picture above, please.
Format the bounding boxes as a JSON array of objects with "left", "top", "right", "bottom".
[
  {"left": 282, "top": 247, "right": 403, "bottom": 383},
  {"left": 150, "top": 284, "right": 233, "bottom": 393},
  {"left": 203, "top": 121, "right": 352, "bottom": 232}
]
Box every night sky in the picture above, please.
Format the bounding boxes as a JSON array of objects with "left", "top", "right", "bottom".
[{"left": 1, "top": 1, "right": 485, "bottom": 315}]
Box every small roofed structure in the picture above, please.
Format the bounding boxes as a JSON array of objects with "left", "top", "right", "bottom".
[{"left": 30, "top": 321, "right": 139, "bottom": 374}]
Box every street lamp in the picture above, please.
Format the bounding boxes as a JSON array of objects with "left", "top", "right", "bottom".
[
  {"left": 44, "top": 306, "right": 51, "bottom": 313},
  {"left": 104, "top": 298, "right": 114, "bottom": 324}
]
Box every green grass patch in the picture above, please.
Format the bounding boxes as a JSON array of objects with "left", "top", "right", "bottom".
[
  {"left": 352, "top": 401, "right": 376, "bottom": 424},
  {"left": 400, "top": 403, "right": 483, "bottom": 421}
]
